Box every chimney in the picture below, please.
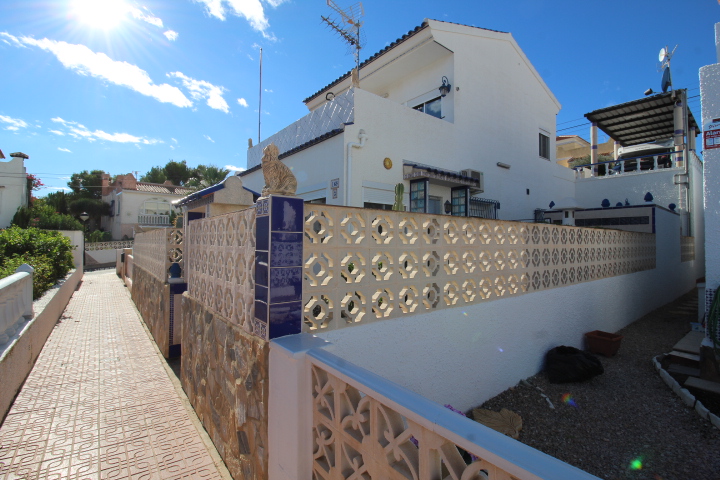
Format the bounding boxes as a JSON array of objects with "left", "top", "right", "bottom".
[
  {"left": 9, "top": 152, "right": 29, "bottom": 159},
  {"left": 101, "top": 173, "right": 111, "bottom": 196}
]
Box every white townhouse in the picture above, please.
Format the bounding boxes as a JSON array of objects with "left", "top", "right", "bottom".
[
  {"left": 239, "top": 19, "right": 575, "bottom": 221},
  {"left": 0, "top": 151, "right": 29, "bottom": 229}
]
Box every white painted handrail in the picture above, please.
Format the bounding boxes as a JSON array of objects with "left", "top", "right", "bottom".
[{"left": 0, "top": 264, "right": 34, "bottom": 345}]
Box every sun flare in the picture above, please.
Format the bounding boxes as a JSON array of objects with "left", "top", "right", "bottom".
[{"left": 73, "top": 0, "right": 129, "bottom": 30}]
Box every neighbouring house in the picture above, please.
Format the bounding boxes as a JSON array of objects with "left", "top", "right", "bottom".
[
  {"left": 556, "top": 135, "right": 614, "bottom": 167},
  {"left": 239, "top": 19, "right": 576, "bottom": 221},
  {"left": 0, "top": 151, "right": 29, "bottom": 229},
  {"left": 172, "top": 174, "right": 259, "bottom": 226},
  {"left": 101, "top": 173, "right": 193, "bottom": 240}
]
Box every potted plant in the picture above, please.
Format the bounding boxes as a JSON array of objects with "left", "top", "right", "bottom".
[{"left": 585, "top": 330, "right": 624, "bottom": 357}]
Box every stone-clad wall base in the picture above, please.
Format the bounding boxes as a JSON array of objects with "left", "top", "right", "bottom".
[
  {"left": 181, "top": 292, "right": 268, "bottom": 480},
  {"left": 130, "top": 265, "right": 170, "bottom": 357}
]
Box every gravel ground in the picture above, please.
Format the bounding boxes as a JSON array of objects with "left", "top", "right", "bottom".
[{"left": 477, "top": 290, "right": 720, "bottom": 480}]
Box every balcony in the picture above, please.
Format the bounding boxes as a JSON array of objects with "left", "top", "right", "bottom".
[{"left": 137, "top": 214, "right": 170, "bottom": 226}]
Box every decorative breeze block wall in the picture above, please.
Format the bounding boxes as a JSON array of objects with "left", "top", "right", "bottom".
[
  {"left": 185, "top": 207, "right": 256, "bottom": 333},
  {"left": 303, "top": 206, "right": 656, "bottom": 332},
  {"left": 132, "top": 228, "right": 184, "bottom": 281}
]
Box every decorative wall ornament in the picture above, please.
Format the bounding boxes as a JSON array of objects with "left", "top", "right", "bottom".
[
  {"left": 261, "top": 143, "right": 298, "bottom": 197},
  {"left": 185, "top": 208, "right": 256, "bottom": 333},
  {"left": 303, "top": 206, "right": 656, "bottom": 332},
  {"left": 85, "top": 240, "right": 134, "bottom": 251}
]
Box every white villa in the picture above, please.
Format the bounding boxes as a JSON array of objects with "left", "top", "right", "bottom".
[{"left": 0, "top": 151, "right": 29, "bottom": 229}]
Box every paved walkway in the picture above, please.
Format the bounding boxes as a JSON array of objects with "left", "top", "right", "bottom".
[{"left": 0, "top": 270, "right": 227, "bottom": 480}]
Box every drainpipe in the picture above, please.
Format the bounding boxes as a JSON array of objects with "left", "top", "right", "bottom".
[{"left": 345, "top": 129, "right": 368, "bottom": 206}]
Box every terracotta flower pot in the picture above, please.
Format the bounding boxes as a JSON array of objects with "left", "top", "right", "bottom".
[{"left": 585, "top": 330, "right": 623, "bottom": 357}]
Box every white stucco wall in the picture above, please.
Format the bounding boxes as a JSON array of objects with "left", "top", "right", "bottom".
[
  {"left": 701, "top": 57, "right": 720, "bottom": 289},
  {"left": 315, "top": 212, "right": 697, "bottom": 411},
  {"left": 0, "top": 157, "right": 28, "bottom": 228}
]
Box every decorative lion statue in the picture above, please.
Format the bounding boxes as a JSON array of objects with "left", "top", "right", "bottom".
[{"left": 261, "top": 143, "right": 297, "bottom": 196}]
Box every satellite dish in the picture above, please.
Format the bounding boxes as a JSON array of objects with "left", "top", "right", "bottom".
[
  {"left": 661, "top": 67, "right": 672, "bottom": 93},
  {"left": 659, "top": 47, "right": 667, "bottom": 62}
]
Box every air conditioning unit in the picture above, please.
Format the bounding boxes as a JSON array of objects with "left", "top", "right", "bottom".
[{"left": 461, "top": 169, "right": 484, "bottom": 193}]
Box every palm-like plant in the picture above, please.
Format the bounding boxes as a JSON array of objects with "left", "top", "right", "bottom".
[{"left": 187, "top": 165, "right": 230, "bottom": 189}]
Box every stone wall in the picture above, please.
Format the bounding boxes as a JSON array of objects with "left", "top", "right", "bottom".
[
  {"left": 181, "top": 292, "right": 268, "bottom": 479},
  {"left": 131, "top": 264, "right": 170, "bottom": 357}
]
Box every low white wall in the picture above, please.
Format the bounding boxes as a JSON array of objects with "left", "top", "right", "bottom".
[
  {"left": 0, "top": 267, "right": 83, "bottom": 420},
  {"left": 85, "top": 249, "right": 117, "bottom": 267},
  {"left": 58, "top": 230, "right": 84, "bottom": 269},
  {"left": 316, "top": 211, "right": 700, "bottom": 411}
]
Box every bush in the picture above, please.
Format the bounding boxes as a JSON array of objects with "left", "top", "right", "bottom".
[
  {"left": 0, "top": 227, "right": 75, "bottom": 299},
  {"left": 12, "top": 203, "right": 83, "bottom": 230},
  {"left": 85, "top": 230, "right": 111, "bottom": 243}
]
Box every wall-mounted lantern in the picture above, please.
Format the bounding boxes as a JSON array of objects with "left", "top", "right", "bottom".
[
  {"left": 444, "top": 200, "right": 452, "bottom": 214},
  {"left": 439, "top": 76, "right": 451, "bottom": 97}
]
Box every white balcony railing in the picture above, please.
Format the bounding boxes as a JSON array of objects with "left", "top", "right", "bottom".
[
  {"left": 138, "top": 214, "right": 170, "bottom": 225},
  {"left": 0, "top": 265, "right": 34, "bottom": 345},
  {"left": 573, "top": 151, "right": 683, "bottom": 179}
]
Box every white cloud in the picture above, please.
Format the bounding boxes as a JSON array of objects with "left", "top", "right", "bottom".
[
  {"left": 58, "top": 147, "right": 72, "bottom": 153},
  {"left": 163, "top": 30, "right": 178, "bottom": 41},
  {"left": 225, "top": 164, "right": 245, "bottom": 172},
  {"left": 51, "top": 117, "right": 162, "bottom": 145},
  {"left": 130, "top": 7, "right": 164, "bottom": 28},
  {"left": 204, "top": 135, "right": 215, "bottom": 143},
  {"left": 0, "top": 114, "right": 28, "bottom": 130},
  {"left": 0, "top": 32, "right": 26, "bottom": 48},
  {"left": 171, "top": 137, "right": 178, "bottom": 144},
  {"left": 237, "top": 98, "right": 248, "bottom": 107},
  {"left": 49, "top": 129, "right": 65, "bottom": 135},
  {"left": 195, "top": 0, "right": 288, "bottom": 39},
  {"left": 43, "top": 186, "right": 73, "bottom": 193},
  {"left": 168, "top": 71, "right": 229, "bottom": 113},
  {"left": 2, "top": 32, "right": 192, "bottom": 108},
  {"left": 264, "top": 88, "right": 273, "bottom": 93}
]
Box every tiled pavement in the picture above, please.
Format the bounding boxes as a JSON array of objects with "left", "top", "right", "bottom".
[{"left": 0, "top": 270, "right": 227, "bottom": 480}]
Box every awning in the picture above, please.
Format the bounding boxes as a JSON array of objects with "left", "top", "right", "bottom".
[
  {"left": 402, "top": 161, "right": 480, "bottom": 188},
  {"left": 584, "top": 90, "right": 699, "bottom": 147}
]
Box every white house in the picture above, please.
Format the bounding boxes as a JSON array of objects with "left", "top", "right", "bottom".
[
  {"left": 100, "top": 173, "right": 192, "bottom": 240},
  {"left": 239, "top": 19, "right": 575, "bottom": 221},
  {"left": 0, "top": 151, "right": 29, "bottom": 229}
]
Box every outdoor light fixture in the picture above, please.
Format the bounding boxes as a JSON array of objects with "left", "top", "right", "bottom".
[
  {"left": 79, "top": 212, "right": 89, "bottom": 222},
  {"left": 444, "top": 200, "right": 452, "bottom": 214},
  {"left": 644, "top": 88, "right": 654, "bottom": 96},
  {"left": 497, "top": 162, "right": 511, "bottom": 169},
  {"left": 438, "top": 76, "right": 451, "bottom": 97}
]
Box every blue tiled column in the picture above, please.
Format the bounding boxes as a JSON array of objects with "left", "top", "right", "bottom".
[{"left": 254, "top": 195, "right": 304, "bottom": 340}]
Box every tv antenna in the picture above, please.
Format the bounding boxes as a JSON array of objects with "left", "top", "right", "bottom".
[
  {"left": 321, "top": 1, "right": 365, "bottom": 79},
  {"left": 657, "top": 45, "right": 677, "bottom": 93}
]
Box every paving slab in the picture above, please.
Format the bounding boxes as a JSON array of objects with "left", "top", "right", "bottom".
[
  {"left": 672, "top": 331, "right": 705, "bottom": 354},
  {"left": 0, "top": 270, "right": 228, "bottom": 480}
]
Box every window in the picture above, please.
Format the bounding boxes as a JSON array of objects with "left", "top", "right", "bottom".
[
  {"left": 141, "top": 199, "right": 171, "bottom": 215},
  {"left": 413, "top": 97, "right": 442, "bottom": 119},
  {"left": 409, "top": 180, "right": 427, "bottom": 213},
  {"left": 451, "top": 187, "right": 468, "bottom": 216},
  {"left": 364, "top": 202, "right": 392, "bottom": 210},
  {"left": 539, "top": 133, "right": 550, "bottom": 159}
]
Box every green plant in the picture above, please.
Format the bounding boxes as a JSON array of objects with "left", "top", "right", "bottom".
[
  {"left": 0, "top": 227, "right": 75, "bottom": 299},
  {"left": 85, "top": 230, "right": 111, "bottom": 243},
  {"left": 12, "top": 201, "right": 83, "bottom": 230}
]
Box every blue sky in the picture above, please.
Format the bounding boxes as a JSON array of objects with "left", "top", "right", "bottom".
[{"left": 0, "top": 0, "right": 717, "bottom": 195}]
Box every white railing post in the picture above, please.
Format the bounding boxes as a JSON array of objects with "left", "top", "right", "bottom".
[
  {"left": 620, "top": 160, "right": 625, "bottom": 173},
  {"left": 653, "top": 155, "right": 659, "bottom": 170},
  {"left": 15, "top": 263, "right": 34, "bottom": 319}
]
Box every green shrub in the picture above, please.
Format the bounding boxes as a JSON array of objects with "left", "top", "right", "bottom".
[
  {"left": 0, "top": 255, "right": 59, "bottom": 299},
  {"left": 0, "top": 227, "right": 75, "bottom": 299},
  {"left": 12, "top": 203, "right": 83, "bottom": 230},
  {"left": 85, "top": 230, "right": 111, "bottom": 243}
]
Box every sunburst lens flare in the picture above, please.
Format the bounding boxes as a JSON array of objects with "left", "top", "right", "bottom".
[
  {"left": 630, "top": 458, "right": 643, "bottom": 470},
  {"left": 73, "top": 0, "right": 129, "bottom": 30}
]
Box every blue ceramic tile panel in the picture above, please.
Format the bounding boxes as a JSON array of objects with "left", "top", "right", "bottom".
[
  {"left": 269, "top": 267, "right": 302, "bottom": 303},
  {"left": 270, "top": 232, "right": 303, "bottom": 267},
  {"left": 257, "top": 198, "right": 269, "bottom": 216},
  {"left": 271, "top": 196, "right": 304, "bottom": 232},
  {"left": 256, "top": 285, "right": 268, "bottom": 304},
  {"left": 255, "top": 251, "right": 269, "bottom": 287},
  {"left": 256, "top": 215, "right": 269, "bottom": 251},
  {"left": 268, "top": 301, "right": 302, "bottom": 339},
  {"left": 255, "top": 299, "right": 268, "bottom": 322}
]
